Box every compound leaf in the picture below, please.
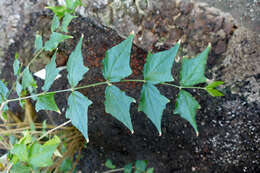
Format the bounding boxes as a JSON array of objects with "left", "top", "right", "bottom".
[
  {"left": 143, "top": 41, "right": 180, "bottom": 84},
  {"left": 42, "top": 52, "right": 60, "bottom": 91},
  {"left": 138, "top": 83, "right": 169, "bottom": 135},
  {"left": 180, "top": 44, "right": 211, "bottom": 86},
  {"left": 61, "top": 13, "right": 77, "bottom": 33},
  {"left": 67, "top": 36, "right": 88, "bottom": 87},
  {"left": 35, "top": 93, "right": 60, "bottom": 113},
  {"left": 102, "top": 34, "right": 134, "bottom": 82},
  {"left": 44, "top": 32, "right": 73, "bottom": 51},
  {"left": 65, "top": 91, "right": 92, "bottom": 141},
  {"left": 174, "top": 90, "right": 201, "bottom": 136},
  {"left": 105, "top": 85, "right": 135, "bottom": 133},
  {"left": 51, "top": 14, "right": 60, "bottom": 33},
  {"left": 29, "top": 136, "right": 60, "bottom": 168},
  {"left": 22, "top": 67, "right": 37, "bottom": 93},
  {"left": 13, "top": 53, "right": 20, "bottom": 76}
]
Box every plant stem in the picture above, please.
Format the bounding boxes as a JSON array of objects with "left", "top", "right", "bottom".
[
  {"left": 37, "top": 120, "right": 71, "bottom": 141},
  {"left": 4, "top": 81, "right": 108, "bottom": 104},
  {"left": 2, "top": 80, "right": 205, "bottom": 107},
  {"left": 102, "top": 168, "right": 125, "bottom": 173},
  {"left": 7, "top": 49, "right": 43, "bottom": 98}
]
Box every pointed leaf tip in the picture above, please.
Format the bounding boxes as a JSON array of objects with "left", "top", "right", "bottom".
[
  {"left": 102, "top": 35, "right": 133, "bottom": 82},
  {"left": 35, "top": 93, "right": 60, "bottom": 113},
  {"left": 105, "top": 85, "right": 135, "bottom": 132},
  {"left": 143, "top": 43, "right": 180, "bottom": 84},
  {"left": 180, "top": 45, "right": 210, "bottom": 86},
  {"left": 174, "top": 90, "right": 200, "bottom": 135},
  {"left": 67, "top": 36, "right": 88, "bottom": 87},
  {"left": 205, "top": 81, "right": 224, "bottom": 97},
  {"left": 66, "top": 91, "right": 92, "bottom": 141},
  {"left": 138, "top": 84, "right": 169, "bottom": 134},
  {"left": 42, "top": 52, "right": 60, "bottom": 91}
]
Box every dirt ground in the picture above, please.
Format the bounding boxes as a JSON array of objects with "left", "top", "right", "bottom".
[{"left": 0, "top": 0, "right": 260, "bottom": 173}]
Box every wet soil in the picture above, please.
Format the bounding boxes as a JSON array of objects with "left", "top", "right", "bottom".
[{"left": 1, "top": 8, "right": 260, "bottom": 173}]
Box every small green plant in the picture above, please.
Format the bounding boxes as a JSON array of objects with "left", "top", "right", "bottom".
[
  {"left": 0, "top": 0, "right": 224, "bottom": 171},
  {"left": 104, "top": 159, "right": 154, "bottom": 173}
]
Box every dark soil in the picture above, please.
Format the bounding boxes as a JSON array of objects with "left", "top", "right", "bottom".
[{"left": 1, "top": 11, "right": 260, "bottom": 173}]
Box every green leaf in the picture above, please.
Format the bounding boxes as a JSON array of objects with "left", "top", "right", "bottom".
[
  {"left": 19, "top": 131, "right": 32, "bottom": 145},
  {"left": 205, "top": 88, "right": 224, "bottom": 97},
  {"left": 65, "top": 0, "right": 73, "bottom": 9},
  {"left": 105, "top": 159, "right": 116, "bottom": 169},
  {"left": 205, "top": 81, "right": 224, "bottom": 97},
  {"left": 29, "top": 136, "right": 60, "bottom": 168},
  {"left": 102, "top": 34, "right": 134, "bottom": 82},
  {"left": 135, "top": 160, "right": 147, "bottom": 173},
  {"left": 35, "top": 34, "right": 43, "bottom": 52},
  {"left": 67, "top": 36, "right": 88, "bottom": 87},
  {"left": 42, "top": 52, "right": 60, "bottom": 91},
  {"left": 138, "top": 84, "right": 169, "bottom": 135},
  {"left": 206, "top": 81, "right": 224, "bottom": 88},
  {"left": 59, "top": 158, "right": 73, "bottom": 172},
  {"left": 174, "top": 90, "right": 201, "bottom": 136},
  {"left": 71, "top": 0, "right": 82, "bottom": 10},
  {"left": 146, "top": 168, "right": 154, "bottom": 173},
  {"left": 124, "top": 163, "right": 133, "bottom": 173},
  {"left": 143, "top": 42, "right": 180, "bottom": 84},
  {"left": 21, "top": 67, "right": 37, "bottom": 93},
  {"left": 65, "top": 91, "right": 92, "bottom": 141},
  {"left": 46, "top": 6, "right": 69, "bottom": 19},
  {"left": 51, "top": 14, "right": 60, "bottom": 32},
  {"left": 205, "top": 81, "right": 224, "bottom": 96},
  {"left": 0, "top": 80, "right": 9, "bottom": 99},
  {"left": 10, "top": 162, "right": 31, "bottom": 173},
  {"left": 180, "top": 45, "right": 211, "bottom": 86},
  {"left": 105, "top": 85, "right": 135, "bottom": 133},
  {"left": 66, "top": 0, "right": 82, "bottom": 10},
  {"left": 35, "top": 93, "right": 60, "bottom": 113},
  {"left": 13, "top": 53, "right": 20, "bottom": 76},
  {"left": 61, "top": 13, "right": 77, "bottom": 33},
  {"left": 44, "top": 32, "right": 73, "bottom": 51},
  {"left": 11, "top": 144, "right": 29, "bottom": 162}
]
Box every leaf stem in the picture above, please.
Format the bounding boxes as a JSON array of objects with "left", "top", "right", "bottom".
[
  {"left": 121, "top": 79, "right": 146, "bottom": 83},
  {"left": 161, "top": 82, "right": 205, "bottom": 90}
]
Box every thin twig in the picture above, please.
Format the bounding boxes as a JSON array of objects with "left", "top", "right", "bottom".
[
  {"left": 37, "top": 120, "right": 71, "bottom": 141},
  {"left": 102, "top": 168, "right": 125, "bottom": 173}
]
